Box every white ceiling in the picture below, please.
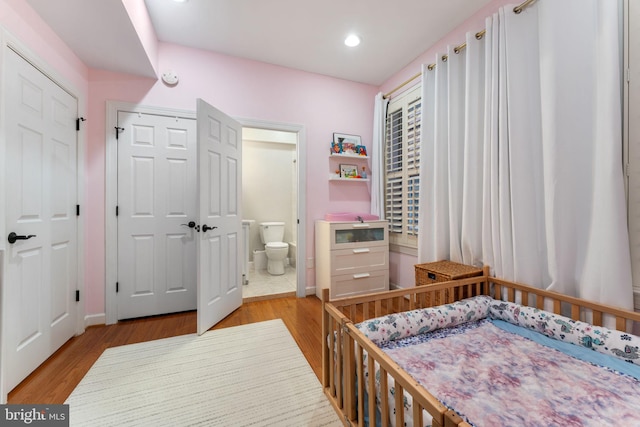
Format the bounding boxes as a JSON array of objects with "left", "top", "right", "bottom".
[{"left": 26, "top": 0, "right": 493, "bottom": 86}]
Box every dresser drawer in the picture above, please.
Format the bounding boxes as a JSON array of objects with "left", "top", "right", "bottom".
[
  {"left": 330, "top": 246, "right": 387, "bottom": 274},
  {"left": 330, "top": 269, "right": 388, "bottom": 299},
  {"left": 328, "top": 221, "right": 388, "bottom": 250}
]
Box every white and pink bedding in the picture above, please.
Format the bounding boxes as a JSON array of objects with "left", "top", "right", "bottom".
[{"left": 356, "top": 296, "right": 640, "bottom": 427}]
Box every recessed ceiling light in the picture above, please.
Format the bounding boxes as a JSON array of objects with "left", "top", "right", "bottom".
[
  {"left": 344, "top": 34, "right": 361, "bottom": 47},
  {"left": 173, "top": 0, "right": 188, "bottom": 3}
]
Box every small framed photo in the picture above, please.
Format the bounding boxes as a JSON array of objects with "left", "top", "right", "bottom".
[
  {"left": 340, "top": 164, "right": 358, "bottom": 178},
  {"left": 333, "top": 133, "right": 361, "bottom": 154}
]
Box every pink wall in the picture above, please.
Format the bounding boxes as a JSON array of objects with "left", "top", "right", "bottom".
[
  {"left": 380, "top": 0, "right": 513, "bottom": 288},
  {"left": 0, "top": 0, "right": 88, "bottom": 90},
  {"left": 85, "top": 43, "right": 378, "bottom": 314},
  {"left": 4, "top": 0, "right": 515, "bottom": 316}
]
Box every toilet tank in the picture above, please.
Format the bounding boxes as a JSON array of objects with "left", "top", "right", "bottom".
[{"left": 259, "top": 222, "right": 285, "bottom": 244}]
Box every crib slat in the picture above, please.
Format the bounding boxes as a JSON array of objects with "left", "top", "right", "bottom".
[
  {"left": 536, "top": 295, "right": 545, "bottom": 310},
  {"left": 344, "top": 331, "right": 356, "bottom": 420},
  {"left": 553, "top": 299, "right": 561, "bottom": 315},
  {"left": 571, "top": 304, "right": 580, "bottom": 321},
  {"left": 413, "top": 399, "right": 423, "bottom": 427},
  {"left": 521, "top": 291, "right": 529, "bottom": 306},
  {"left": 616, "top": 316, "right": 626, "bottom": 332},
  {"left": 592, "top": 310, "right": 603, "bottom": 327},
  {"left": 329, "top": 318, "right": 336, "bottom": 397},
  {"left": 395, "top": 383, "right": 405, "bottom": 427},
  {"left": 363, "top": 302, "right": 370, "bottom": 321},
  {"left": 356, "top": 345, "right": 364, "bottom": 427},
  {"left": 368, "top": 355, "right": 377, "bottom": 427},
  {"left": 336, "top": 323, "right": 343, "bottom": 409},
  {"left": 375, "top": 300, "right": 382, "bottom": 317},
  {"left": 380, "top": 366, "right": 389, "bottom": 427}
]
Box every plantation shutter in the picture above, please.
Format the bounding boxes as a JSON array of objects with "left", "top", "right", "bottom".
[
  {"left": 384, "top": 85, "right": 421, "bottom": 247},
  {"left": 386, "top": 108, "right": 403, "bottom": 234},
  {"left": 407, "top": 99, "right": 421, "bottom": 171}
]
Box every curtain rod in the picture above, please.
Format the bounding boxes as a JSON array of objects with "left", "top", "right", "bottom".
[
  {"left": 383, "top": 71, "right": 421, "bottom": 99},
  {"left": 383, "top": 0, "right": 536, "bottom": 97},
  {"left": 513, "top": 0, "right": 537, "bottom": 14},
  {"left": 427, "top": 0, "right": 536, "bottom": 70}
]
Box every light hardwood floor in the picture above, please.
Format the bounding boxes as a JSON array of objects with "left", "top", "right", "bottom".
[{"left": 8, "top": 295, "right": 323, "bottom": 404}]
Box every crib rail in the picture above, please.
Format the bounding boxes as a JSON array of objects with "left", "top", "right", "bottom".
[
  {"left": 321, "top": 270, "right": 489, "bottom": 426},
  {"left": 490, "top": 277, "right": 640, "bottom": 330},
  {"left": 322, "top": 268, "right": 640, "bottom": 426}
]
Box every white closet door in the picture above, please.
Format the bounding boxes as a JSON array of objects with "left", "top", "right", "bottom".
[
  {"left": 117, "top": 111, "right": 197, "bottom": 319},
  {"left": 3, "top": 47, "right": 77, "bottom": 393}
]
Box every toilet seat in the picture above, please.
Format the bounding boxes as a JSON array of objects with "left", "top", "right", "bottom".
[{"left": 266, "top": 242, "right": 288, "bottom": 250}]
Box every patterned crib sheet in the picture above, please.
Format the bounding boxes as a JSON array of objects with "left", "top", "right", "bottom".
[{"left": 381, "top": 319, "right": 640, "bottom": 426}]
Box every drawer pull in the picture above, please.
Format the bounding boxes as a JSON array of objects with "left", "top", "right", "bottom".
[
  {"left": 353, "top": 273, "right": 371, "bottom": 279},
  {"left": 351, "top": 223, "right": 370, "bottom": 228},
  {"left": 352, "top": 248, "right": 370, "bottom": 254},
  {"left": 428, "top": 272, "right": 437, "bottom": 280}
]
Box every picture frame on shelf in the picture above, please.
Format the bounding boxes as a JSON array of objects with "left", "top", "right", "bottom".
[
  {"left": 333, "top": 133, "right": 361, "bottom": 155},
  {"left": 340, "top": 164, "right": 358, "bottom": 178}
]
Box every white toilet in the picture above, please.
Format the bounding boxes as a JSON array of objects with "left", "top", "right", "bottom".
[{"left": 259, "top": 222, "right": 288, "bottom": 275}]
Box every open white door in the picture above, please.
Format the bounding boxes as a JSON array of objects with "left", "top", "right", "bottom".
[{"left": 196, "top": 99, "right": 243, "bottom": 335}]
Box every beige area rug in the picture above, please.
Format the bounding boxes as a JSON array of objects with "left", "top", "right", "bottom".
[{"left": 65, "top": 319, "right": 342, "bottom": 426}]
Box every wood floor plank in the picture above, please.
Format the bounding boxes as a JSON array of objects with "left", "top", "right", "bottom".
[{"left": 8, "top": 295, "right": 323, "bottom": 404}]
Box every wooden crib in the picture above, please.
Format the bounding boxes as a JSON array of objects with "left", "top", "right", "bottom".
[{"left": 321, "top": 267, "right": 640, "bottom": 427}]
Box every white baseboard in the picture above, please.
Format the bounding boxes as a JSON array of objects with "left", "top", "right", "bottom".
[
  {"left": 85, "top": 313, "right": 106, "bottom": 328},
  {"left": 389, "top": 282, "right": 403, "bottom": 290},
  {"left": 306, "top": 286, "right": 316, "bottom": 296}
]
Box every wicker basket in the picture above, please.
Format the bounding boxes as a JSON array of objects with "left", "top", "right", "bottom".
[{"left": 414, "top": 260, "right": 483, "bottom": 306}]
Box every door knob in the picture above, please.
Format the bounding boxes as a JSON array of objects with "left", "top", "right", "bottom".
[
  {"left": 8, "top": 232, "right": 36, "bottom": 244},
  {"left": 180, "top": 221, "right": 196, "bottom": 228},
  {"left": 202, "top": 224, "right": 217, "bottom": 232}
]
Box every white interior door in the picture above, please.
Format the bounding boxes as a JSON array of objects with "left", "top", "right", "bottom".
[
  {"left": 196, "top": 99, "right": 243, "bottom": 335},
  {"left": 117, "top": 112, "right": 197, "bottom": 319},
  {"left": 2, "top": 47, "right": 77, "bottom": 393}
]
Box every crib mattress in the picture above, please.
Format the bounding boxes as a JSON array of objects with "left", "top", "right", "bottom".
[{"left": 381, "top": 319, "right": 640, "bottom": 426}]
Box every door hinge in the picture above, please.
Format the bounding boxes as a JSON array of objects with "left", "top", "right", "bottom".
[
  {"left": 115, "top": 126, "right": 124, "bottom": 140},
  {"left": 116, "top": 206, "right": 119, "bottom": 216},
  {"left": 75, "top": 290, "right": 80, "bottom": 302},
  {"left": 76, "top": 205, "right": 80, "bottom": 216},
  {"left": 116, "top": 282, "right": 119, "bottom": 293},
  {"left": 76, "top": 117, "right": 86, "bottom": 131}
]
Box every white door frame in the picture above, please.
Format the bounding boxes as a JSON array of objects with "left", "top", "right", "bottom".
[
  {"left": 0, "top": 29, "right": 86, "bottom": 402},
  {"left": 106, "top": 104, "right": 308, "bottom": 324},
  {"left": 237, "top": 117, "right": 307, "bottom": 298}
]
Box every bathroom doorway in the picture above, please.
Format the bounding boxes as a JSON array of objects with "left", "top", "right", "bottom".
[{"left": 240, "top": 124, "right": 303, "bottom": 301}]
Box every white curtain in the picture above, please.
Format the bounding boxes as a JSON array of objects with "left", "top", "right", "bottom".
[
  {"left": 417, "top": 0, "right": 633, "bottom": 309},
  {"left": 371, "top": 92, "right": 388, "bottom": 219}
]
